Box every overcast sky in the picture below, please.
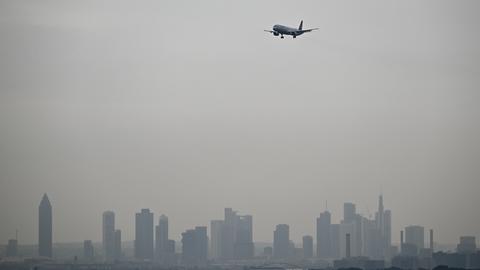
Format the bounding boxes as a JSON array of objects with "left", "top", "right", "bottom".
[{"left": 1, "top": 0, "right": 479, "bottom": 246}]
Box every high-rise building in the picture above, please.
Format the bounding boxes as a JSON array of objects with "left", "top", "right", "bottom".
[
  {"left": 164, "top": 239, "right": 176, "bottom": 266},
  {"left": 263, "top": 246, "right": 273, "bottom": 257},
  {"left": 210, "top": 220, "right": 224, "bottom": 259},
  {"left": 156, "top": 215, "right": 169, "bottom": 261},
  {"left": 38, "top": 194, "right": 52, "bottom": 258},
  {"left": 195, "top": 227, "right": 208, "bottom": 264},
  {"left": 83, "top": 240, "right": 94, "bottom": 260},
  {"left": 167, "top": 239, "right": 175, "bottom": 253},
  {"left": 303, "top": 235, "right": 313, "bottom": 258},
  {"left": 372, "top": 195, "right": 393, "bottom": 259},
  {"left": 457, "top": 236, "right": 476, "bottom": 254},
  {"left": 340, "top": 202, "right": 363, "bottom": 256},
  {"left": 384, "top": 210, "right": 392, "bottom": 258},
  {"left": 346, "top": 233, "right": 351, "bottom": 258},
  {"left": 330, "top": 224, "right": 340, "bottom": 259},
  {"left": 339, "top": 222, "right": 356, "bottom": 258},
  {"left": 102, "top": 211, "right": 115, "bottom": 261},
  {"left": 405, "top": 225, "right": 425, "bottom": 251},
  {"left": 429, "top": 229, "right": 434, "bottom": 251},
  {"left": 376, "top": 196, "right": 384, "bottom": 236},
  {"left": 353, "top": 215, "right": 363, "bottom": 257},
  {"left": 317, "top": 211, "right": 331, "bottom": 258},
  {"left": 6, "top": 239, "right": 18, "bottom": 257},
  {"left": 135, "top": 208, "right": 154, "bottom": 260},
  {"left": 181, "top": 226, "right": 208, "bottom": 265},
  {"left": 234, "top": 215, "right": 254, "bottom": 259},
  {"left": 273, "top": 224, "right": 290, "bottom": 259},
  {"left": 114, "top": 229, "right": 122, "bottom": 260},
  {"left": 363, "top": 217, "right": 381, "bottom": 259},
  {"left": 211, "top": 208, "right": 254, "bottom": 260},
  {"left": 182, "top": 229, "right": 195, "bottom": 265},
  {"left": 342, "top": 203, "right": 362, "bottom": 257},
  {"left": 222, "top": 208, "right": 236, "bottom": 259},
  {"left": 343, "top": 203, "right": 356, "bottom": 223},
  {"left": 400, "top": 230, "right": 404, "bottom": 251}
]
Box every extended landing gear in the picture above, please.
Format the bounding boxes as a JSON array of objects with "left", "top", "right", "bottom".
[
  {"left": 280, "top": 35, "right": 284, "bottom": 39},
  {"left": 293, "top": 35, "right": 296, "bottom": 39}
]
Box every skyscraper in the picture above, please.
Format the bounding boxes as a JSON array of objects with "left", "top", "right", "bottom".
[
  {"left": 114, "top": 229, "right": 122, "bottom": 260},
  {"left": 181, "top": 226, "right": 208, "bottom": 266},
  {"left": 273, "top": 224, "right": 290, "bottom": 259},
  {"left": 405, "top": 225, "right": 425, "bottom": 251},
  {"left": 195, "top": 226, "right": 208, "bottom": 264},
  {"left": 342, "top": 202, "right": 362, "bottom": 257},
  {"left": 102, "top": 211, "right": 115, "bottom": 261},
  {"left": 429, "top": 229, "right": 434, "bottom": 251},
  {"left": 303, "top": 235, "right": 313, "bottom": 258},
  {"left": 343, "top": 203, "right": 356, "bottom": 223},
  {"left": 330, "top": 224, "right": 340, "bottom": 259},
  {"left": 457, "top": 236, "right": 477, "bottom": 254},
  {"left": 83, "top": 240, "right": 94, "bottom": 260},
  {"left": 384, "top": 210, "right": 392, "bottom": 258},
  {"left": 363, "top": 217, "right": 381, "bottom": 259},
  {"left": 38, "top": 194, "right": 52, "bottom": 258},
  {"left": 339, "top": 222, "right": 356, "bottom": 258},
  {"left": 135, "top": 208, "right": 154, "bottom": 260},
  {"left": 6, "top": 239, "right": 18, "bottom": 257},
  {"left": 210, "top": 220, "right": 224, "bottom": 259},
  {"left": 374, "top": 194, "right": 393, "bottom": 259},
  {"left": 212, "top": 208, "right": 254, "bottom": 260},
  {"left": 167, "top": 239, "right": 175, "bottom": 253},
  {"left": 234, "top": 215, "right": 254, "bottom": 259},
  {"left": 156, "top": 214, "right": 169, "bottom": 261},
  {"left": 340, "top": 202, "right": 360, "bottom": 258},
  {"left": 317, "top": 211, "right": 331, "bottom": 258},
  {"left": 376, "top": 195, "right": 384, "bottom": 236},
  {"left": 181, "top": 229, "right": 195, "bottom": 265},
  {"left": 222, "top": 208, "right": 236, "bottom": 259},
  {"left": 346, "top": 233, "right": 351, "bottom": 258}
]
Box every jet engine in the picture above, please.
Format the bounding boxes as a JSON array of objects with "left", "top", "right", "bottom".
[{"left": 273, "top": 32, "right": 279, "bottom": 36}]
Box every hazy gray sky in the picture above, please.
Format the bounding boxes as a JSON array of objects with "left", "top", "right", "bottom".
[{"left": 1, "top": 0, "right": 479, "bottom": 246}]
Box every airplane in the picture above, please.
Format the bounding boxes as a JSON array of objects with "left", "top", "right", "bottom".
[{"left": 264, "top": 20, "right": 318, "bottom": 39}]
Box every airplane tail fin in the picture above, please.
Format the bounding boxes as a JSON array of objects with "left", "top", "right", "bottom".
[{"left": 298, "top": 20, "right": 303, "bottom": 30}]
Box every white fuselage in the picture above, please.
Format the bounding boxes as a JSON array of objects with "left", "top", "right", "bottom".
[{"left": 272, "top": 24, "right": 303, "bottom": 37}]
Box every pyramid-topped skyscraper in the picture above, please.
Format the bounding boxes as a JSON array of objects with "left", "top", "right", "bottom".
[{"left": 39, "top": 193, "right": 52, "bottom": 258}]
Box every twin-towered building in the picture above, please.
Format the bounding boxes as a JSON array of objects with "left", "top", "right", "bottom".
[
  {"left": 102, "top": 210, "right": 122, "bottom": 261},
  {"left": 210, "top": 208, "right": 254, "bottom": 261}
]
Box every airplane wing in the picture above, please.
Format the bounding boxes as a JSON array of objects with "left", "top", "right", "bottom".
[
  {"left": 299, "top": 28, "right": 319, "bottom": 33},
  {"left": 264, "top": 30, "right": 274, "bottom": 33}
]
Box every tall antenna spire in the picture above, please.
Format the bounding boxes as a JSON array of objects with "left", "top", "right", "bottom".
[{"left": 325, "top": 200, "right": 328, "bottom": 211}]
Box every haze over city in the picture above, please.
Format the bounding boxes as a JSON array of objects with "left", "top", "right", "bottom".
[{"left": 1, "top": 0, "right": 480, "bottom": 252}]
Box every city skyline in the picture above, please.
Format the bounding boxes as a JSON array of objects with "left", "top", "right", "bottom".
[
  {"left": 1, "top": 193, "right": 479, "bottom": 270},
  {"left": 3, "top": 192, "right": 474, "bottom": 248}
]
